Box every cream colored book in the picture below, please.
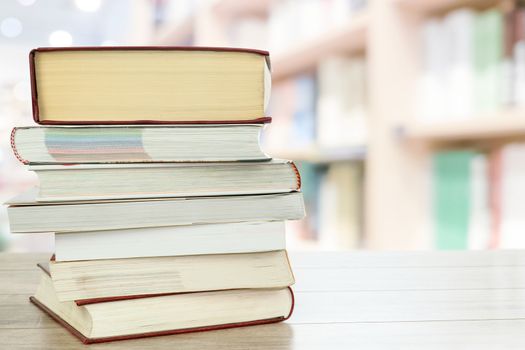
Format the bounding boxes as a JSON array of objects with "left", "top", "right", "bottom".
[
  {"left": 30, "top": 47, "right": 272, "bottom": 124},
  {"left": 31, "top": 270, "right": 294, "bottom": 344},
  {"left": 48, "top": 250, "right": 294, "bottom": 302}
]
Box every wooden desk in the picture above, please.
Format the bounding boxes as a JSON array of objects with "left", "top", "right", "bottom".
[{"left": 2, "top": 251, "right": 525, "bottom": 349}]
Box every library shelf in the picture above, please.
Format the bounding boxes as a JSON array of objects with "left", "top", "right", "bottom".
[
  {"left": 265, "top": 145, "right": 367, "bottom": 164},
  {"left": 271, "top": 10, "right": 369, "bottom": 83},
  {"left": 395, "top": 0, "right": 502, "bottom": 15},
  {"left": 402, "top": 109, "right": 525, "bottom": 142}
]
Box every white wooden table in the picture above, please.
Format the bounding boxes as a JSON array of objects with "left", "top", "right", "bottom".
[{"left": 1, "top": 251, "right": 525, "bottom": 349}]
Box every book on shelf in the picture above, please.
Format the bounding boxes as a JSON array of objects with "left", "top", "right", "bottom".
[
  {"left": 7, "top": 189, "right": 305, "bottom": 233},
  {"left": 514, "top": 6, "right": 525, "bottom": 106},
  {"left": 46, "top": 250, "right": 294, "bottom": 302},
  {"left": 318, "top": 162, "right": 363, "bottom": 249},
  {"left": 433, "top": 150, "right": 475, "bottom": 249},
  {"left": 30, "top": 47, "right": 271, "bottom": 125},
  {"left": 32, "top": 269, "right": 294, "bottom": 344},
  {"left": 11, "top": 125, "right": 268, "bottom": 164},
  {"left": 54, "top": 221, "right": 286, "bottom": 262},
  {"left": 30, "top": 160, "right": 300, "bottom": 202},
  {"left": 498, "top": 143, "right": 525, "bottom": 248},
  {"left": 317, "top": 56, "right": 367, "bottom": 148},
  {"left": 473, "top": 9, "right": 504, "bottom": 113}
]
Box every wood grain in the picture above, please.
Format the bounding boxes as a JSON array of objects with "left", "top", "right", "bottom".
[{"left": 2, "top": 251, "right": 525, "bottom": 349}]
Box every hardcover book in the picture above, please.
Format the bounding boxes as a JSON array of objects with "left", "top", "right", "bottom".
[
  {"left": 30, "top": 47, "right": 272, "bottom": 125},
  {"left": 31, "top": 269, "right": 294, "bottom": 344}
]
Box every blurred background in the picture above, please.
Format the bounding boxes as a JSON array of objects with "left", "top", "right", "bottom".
[{"left": 1, "top": 0, "right": 524, "bottom": 252}]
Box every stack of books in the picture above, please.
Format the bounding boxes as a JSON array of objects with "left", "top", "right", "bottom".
[{"left": 6, "top": 47, "right": 305, "bottom": 344}]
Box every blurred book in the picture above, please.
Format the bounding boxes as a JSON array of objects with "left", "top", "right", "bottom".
[
  {"left": 317, "top": 56, "right": 367, "bottom": 148},
  {"left": 433, "top": 150, "right": 476, "bottom": 249},
  {"left": 514, "top": 6, "right": 525, "bottom": 106},
  {"left": 498, "top": 143, "right": 525, "bottom": 248},
  {"left": 473, "top": 9, "right": 504, "bottom": 113},
  {"left": 318, "top": 162, "right": 363, "bottom": 249}
]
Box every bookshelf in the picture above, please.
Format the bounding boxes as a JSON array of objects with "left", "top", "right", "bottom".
[
  {"left": 151, "top": 0, "right": 525, "bottom": 250},
  {"left": 404, "top": 109, "right": 525, "bottom": 142}
]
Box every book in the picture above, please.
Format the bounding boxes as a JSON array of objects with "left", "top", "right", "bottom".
[
  {"left": 499, "top": 143, "right": 525, "bottom": 248},
  {"left": 54, "top": 221, "right": 286, "bottom": 262},
  {"left": 7, "top": 190, "right": 305, "bottom": 233},
  {"left": 47, "top": 250, "right": 294, "bottom": 301},
  {"left": 317, "top": 56, "right": 367, "bottom": 147},
  {"left": 318, "top": 162, "right": 363, "bottom": 249},
  {"left": 419, "top": 18, "right": 448, "bottom": 122},
  {"left": 473, "top": 9, "right": 503, "bottom": 113},
  {"left": 443, "top": 8, "right": 475, "bottom": 119},
  {"left": 488, "top": 148, "right": 502, "bottom": 248},
  {"left": 30, "top": 160, "right": 300, "bottom": 202},
  {"left": 30, "top": 47, "right": 271, "bottom": 125},
  {"left": 514, "top": 7, "right": 525, "bottom": 106},
  {"left": 467, "top": 153, "right": 491, "bottom": 249},
  {"left": 31, "top": 270, "right": 294, "bottom": 344},
  {"left": 433, "top": 151, "right": 475, "bottom": 249},
  {"left": 11, "top": 125, "right": 268, "bottom": 164}
]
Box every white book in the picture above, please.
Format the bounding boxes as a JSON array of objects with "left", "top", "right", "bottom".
[
  {"left": 55, "top": 221, "right": 286, "bottom": 262},
  {"left": 444, "top": 9, "right": 475, "bottom": 119},
  {"left": 419, "top": 18, "right": 449, "bottom": 122},
  {"left": 500, "top": 144, "right": 525, "bottom": 248},
  {"left": 514, "top": 39, "right": 525, "bottom": 106},
  {"left": 467, "top": 154, "right": 491, "bottom": 249}
]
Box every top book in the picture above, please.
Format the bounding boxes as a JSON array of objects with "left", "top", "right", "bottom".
[{"left": 30, "top": 47, "right": 272, "bottom": 125}]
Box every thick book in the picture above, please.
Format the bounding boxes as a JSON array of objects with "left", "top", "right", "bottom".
[
  {"left": 7, "top": 189, "right": 305, "bottom": 233},
  {"left": 11, "top": 125, "right": 268, "bottom": 164},
  {"left": 47, "top": 250, "right": 294, "bottom": 302},
  {"left": 55, "top": 221, "right": 286, "bottom": 262},
  {"left": 30, "top": 160, "right": 301, "bottom": 202},
  {"left": 30, "top": 47, "right": 272, "bottom": 125},
  {"left": 31, "top": 270, "right": 294, "bottom": 344}
]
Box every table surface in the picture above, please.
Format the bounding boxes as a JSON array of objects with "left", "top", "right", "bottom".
[{"left": 2, "top": 251, "right": 525, "bottom": 349}]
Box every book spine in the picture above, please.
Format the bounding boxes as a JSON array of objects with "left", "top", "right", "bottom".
[
  {"left": 29, "top": 49, "right": 39, "bottom": 124},
  {"left": 10, "top": 128, "right": 28, "bottom": 164},
  {"left": 290, "top": 162, "right": 302, "bottom": 190}
]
